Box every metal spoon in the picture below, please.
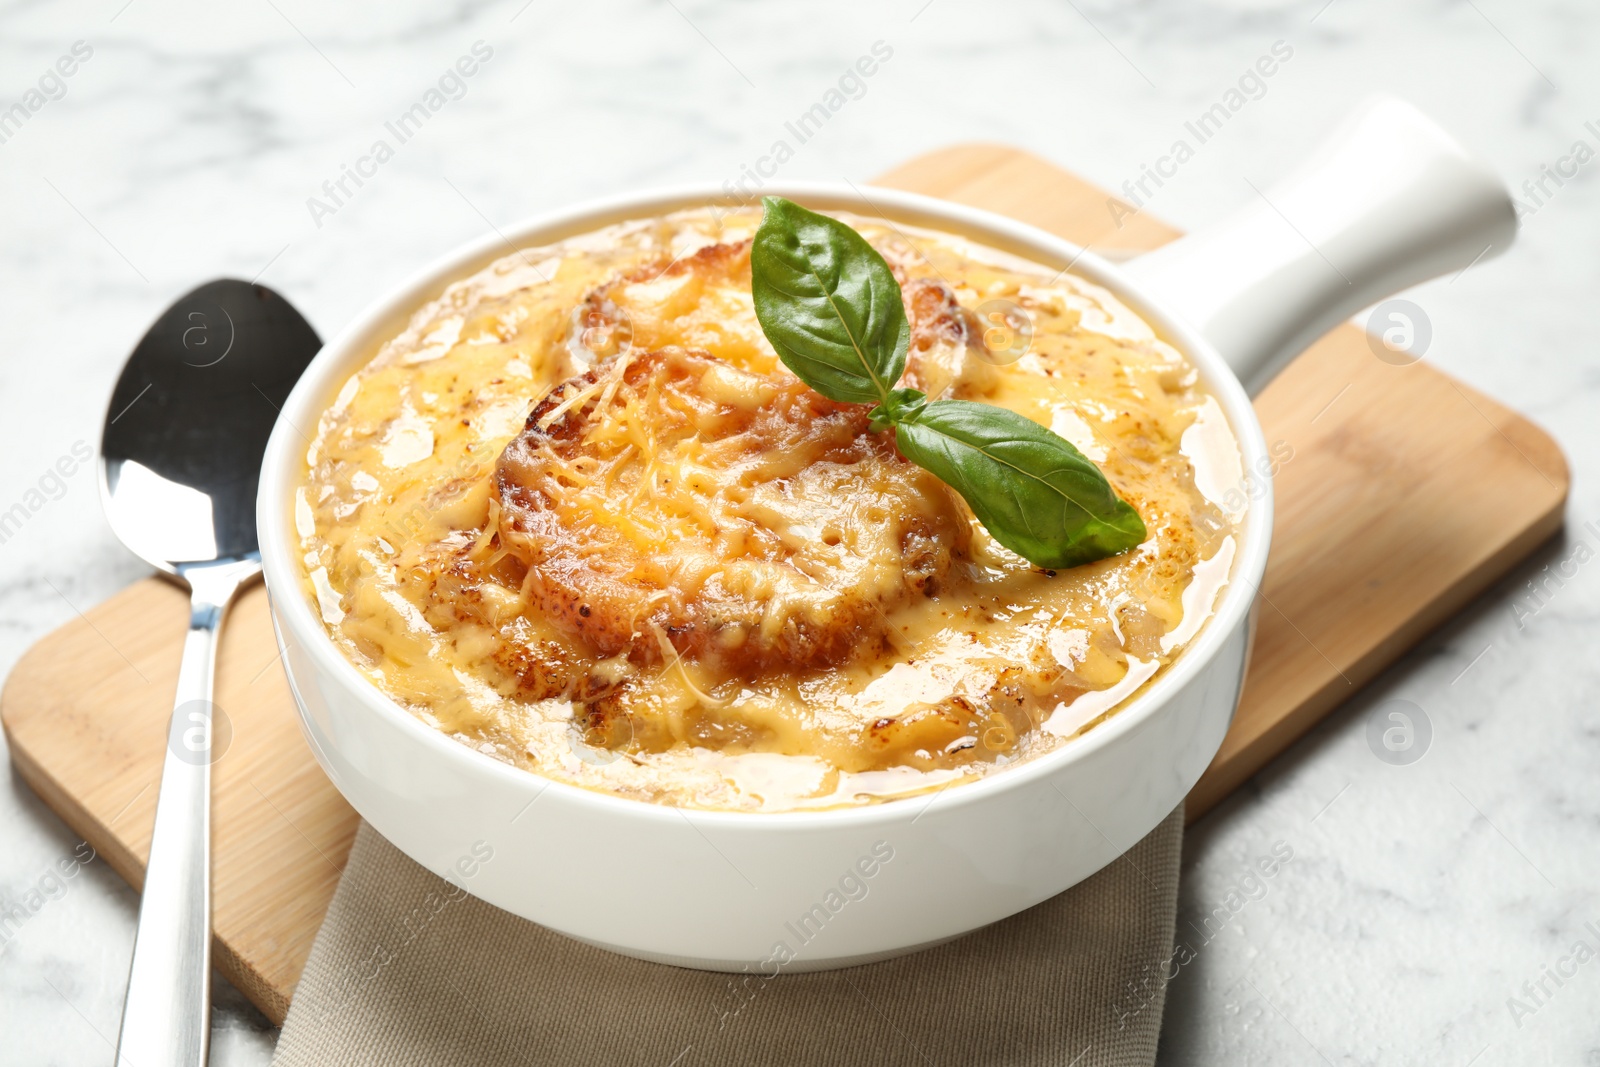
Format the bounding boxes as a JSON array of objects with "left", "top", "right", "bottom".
[{"left": 101, "top": 279, "right": 321, "bottom": 1066}]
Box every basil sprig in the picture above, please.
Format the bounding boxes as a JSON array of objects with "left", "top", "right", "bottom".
[{"left": 750, "top": 196, "right": 1146, "bottom": 570}]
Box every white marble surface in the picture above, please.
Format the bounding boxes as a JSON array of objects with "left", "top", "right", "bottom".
[{"left": 1, "top": 0, "right": 1596, "bottom": 1062}]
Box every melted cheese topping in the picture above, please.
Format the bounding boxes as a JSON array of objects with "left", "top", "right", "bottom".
[
  {"left": 496, "top": 346, "right": 967, "bottom": 674},
  {"left": 299, "top": 207, "right": 1241, "bottom": 811}
]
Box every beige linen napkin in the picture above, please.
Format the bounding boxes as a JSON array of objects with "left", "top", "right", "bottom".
[{"left": 273, "top": 806, "right": 1183, "bottom": 1066}]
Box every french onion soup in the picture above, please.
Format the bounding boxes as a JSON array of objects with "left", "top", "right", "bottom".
[{"left": 296, "top": 204, "right": 1243, "bottom": 811}]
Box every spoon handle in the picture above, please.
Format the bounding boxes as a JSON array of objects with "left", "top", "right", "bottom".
[{"left": 114, "top": 559, "right": 258, "bottom": 1067}]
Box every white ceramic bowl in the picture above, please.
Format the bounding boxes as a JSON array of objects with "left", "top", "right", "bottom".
[{"left": 258, "top": 97, "right": 1512, "bottom": 970}]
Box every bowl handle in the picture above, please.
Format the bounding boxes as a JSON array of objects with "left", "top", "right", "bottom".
[{"left": 1122, "top": 95, "right": 1516, "bottom": 395}]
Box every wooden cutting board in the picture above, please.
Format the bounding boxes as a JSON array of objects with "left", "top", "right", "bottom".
[{"left": 1, "top": 145, "right": 1568, "bottom": 1025}]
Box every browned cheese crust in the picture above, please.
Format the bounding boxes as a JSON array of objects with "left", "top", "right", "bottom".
[{"left": 494, "top": 347, "right": 969, "bottom": 677}]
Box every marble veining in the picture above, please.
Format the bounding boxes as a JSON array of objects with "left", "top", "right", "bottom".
[{"left": 1, "top": 0, "right": 1598, "bottom": 1063}]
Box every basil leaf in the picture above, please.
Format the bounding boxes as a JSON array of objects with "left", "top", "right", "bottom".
[
  {"left": 892, "top": 399, "right": 1147, "bottom": 568},
  {"left": 748, "top": 197, "right": 1145, "bottom": 571},
  {"left": 751, "top": 196, "right": 908, "bottom": 406}
]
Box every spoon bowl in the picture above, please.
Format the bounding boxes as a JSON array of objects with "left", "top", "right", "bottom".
[{"left": 102, "top": 279, "right": 319, "bottom": 571}]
